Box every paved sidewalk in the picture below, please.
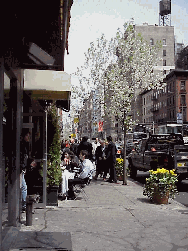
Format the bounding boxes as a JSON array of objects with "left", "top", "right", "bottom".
[{"left": 2, "top": 177, "right": 188, "bottom": 251}]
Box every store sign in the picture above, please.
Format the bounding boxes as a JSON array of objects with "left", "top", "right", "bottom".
[{"left": 98, "top": 121, "right": 103, "bottom": 132}]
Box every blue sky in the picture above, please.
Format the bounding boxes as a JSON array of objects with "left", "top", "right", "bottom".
[{"left": 64, "top": 0, "right": 188, "bottom": 77}]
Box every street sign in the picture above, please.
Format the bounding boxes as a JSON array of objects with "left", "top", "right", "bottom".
[{"left": 177, "top": 113, "right": 182, "bottom": 124}]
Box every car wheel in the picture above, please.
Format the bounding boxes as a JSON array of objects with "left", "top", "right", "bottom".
[{"left": 129, "top": 161, "right": 137, "bottom": 179}]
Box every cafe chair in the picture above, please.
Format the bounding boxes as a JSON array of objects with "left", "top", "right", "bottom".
[{"left": 73, "top": 177, "right": 90, "bottom": 201}]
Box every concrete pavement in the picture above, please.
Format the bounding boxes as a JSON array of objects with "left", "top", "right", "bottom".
[{"left": 2, "top": 177, "right": 188, "bottom": 251}]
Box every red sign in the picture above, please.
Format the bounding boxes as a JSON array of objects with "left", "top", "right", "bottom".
[{"left": 98, "top": 121, "right": 103, "bottom": 132}]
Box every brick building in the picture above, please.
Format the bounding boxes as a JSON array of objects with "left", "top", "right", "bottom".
[{"left": 134, "top": 23, "right": 175, "bottom": 124}]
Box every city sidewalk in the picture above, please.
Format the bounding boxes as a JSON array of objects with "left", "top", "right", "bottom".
[{"left": 2, "top": 177, "right": 188, "bottom": 251}]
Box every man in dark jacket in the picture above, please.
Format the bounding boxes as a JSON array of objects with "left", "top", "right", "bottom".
[
  {"left": 70, "top": 138, "right": 79, "bottom": 156},
  {"left": 105, "top": 136, "right": 117, "bottom": 183},
  {"left": 93, "top": 139, "right": 107, "bottom": 180},
  {"left": 77, "top": 136, "right": 93, "bottom": 160},
  {"left": 20, "top": 129, "right": 36, "bottom": 212}
]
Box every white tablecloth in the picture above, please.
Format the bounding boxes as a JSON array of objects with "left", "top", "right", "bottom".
[{"left": 61, "top": 169, "right": 75, "bottom": 195}]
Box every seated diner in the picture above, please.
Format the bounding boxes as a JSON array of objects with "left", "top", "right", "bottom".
[{"left": 68, "top": 150, "right": 94, "bottom": 200}]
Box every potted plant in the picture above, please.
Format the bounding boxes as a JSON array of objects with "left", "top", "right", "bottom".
[
  {"left": 115, "top": 158, "right": 124, "bottom": 181},
  {"left": 143, "top": 168, "right": 178, "bottom": 204},
  {"left": 46, "top": 103, "right": 62, "bottom": 206}
]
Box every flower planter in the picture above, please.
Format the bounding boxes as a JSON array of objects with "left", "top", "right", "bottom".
[
  {"left": 143, "top": 168, "right": 178, "bottom": 204},
  {"left": 47, "top": 185, "right": 59, "bottom": 206},
  {"left": 152, "top": 185, "right": 169, "bottom": 204},
  {"left": 117, "top": 175, "right": 123, "bottom": 181}
]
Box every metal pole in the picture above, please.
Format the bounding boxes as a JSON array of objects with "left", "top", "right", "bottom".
[
  {"left": 182, "top": 104, "right": 184, "bottom": 137},
  {"left": 43, "top": 110, "right": 47, "bottom": 207},
  {"left": 0, "top": 58, "right": 4, "bottom": 250}
]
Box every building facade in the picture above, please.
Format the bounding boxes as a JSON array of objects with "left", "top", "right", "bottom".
[
  {"left": 134, "top": 23, "right": 175, "bottom": 125},
  {"left": 0, "top": 1, "right": 73, "bottom": 248}
]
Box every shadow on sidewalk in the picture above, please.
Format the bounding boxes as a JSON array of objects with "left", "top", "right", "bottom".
[
  {"left": 3, "top": 231, "right": 72, "bottom": 251},
  {"left": 137, "top": 197, "right": 153, "bottom": 204}
]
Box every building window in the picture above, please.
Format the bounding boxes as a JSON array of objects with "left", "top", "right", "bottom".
[
  {"left": 163, "top": 50, "right": 166, "bottom": 56},
  {"left": 163, "top": 70, "right": 166, "bottom": 75},
  {"left": 180, "top": 107, "right": 186, "bottom": 121},
  {"left": 163, "top": 59, "right": 166, "bottom": 66},
  {"left": 180, "top": 80, "right": 186, "bottom": 90},
  {"left": 163, "top": 39, "right": 166, "bottom": 45},
  {"left": 144, "top": 98, "right": 145, "bottom": 105},
  {"left": 150, "top": 38, "right": 154, "bottom": 45},
  {"left": 181, "top": 95, "right": 186, "bottom": 106}
]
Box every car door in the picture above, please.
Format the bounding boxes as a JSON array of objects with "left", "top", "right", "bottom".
[{"left": 133, "top": 141, "right": 144, "bottom": 168}]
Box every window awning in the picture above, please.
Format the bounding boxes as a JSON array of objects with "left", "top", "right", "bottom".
[{"left": 24, "top": 69, "right": 71, "bottom": 111}]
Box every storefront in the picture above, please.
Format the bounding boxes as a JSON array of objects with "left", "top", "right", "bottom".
[{"left": 0, "top": 1, "right": 73, "bottom": 248}]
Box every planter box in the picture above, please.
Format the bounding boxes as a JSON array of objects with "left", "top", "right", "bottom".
[
  {"left": 152, "top": 185, "right": 169, "bottom": 204},
  {"left": 47, "top": 186, "right": 59, "bottom": 206},
  {"left": 117, "top": 175, "right": 123, "bottom": 181}
]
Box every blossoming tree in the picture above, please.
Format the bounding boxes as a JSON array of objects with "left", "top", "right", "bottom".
[{"left": 74, "top": 23, "right": 165, "bottom": 184}]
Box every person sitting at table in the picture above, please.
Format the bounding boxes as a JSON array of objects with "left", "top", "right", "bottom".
[
  {"left": 62, "top": 149, "right": 80, "bottom": 172},
  {"left": 67, "top": 150, "right": 94, "bottom": 200}
]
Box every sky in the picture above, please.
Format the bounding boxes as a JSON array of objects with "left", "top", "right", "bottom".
[{"left": 64, "top": 0, "right": 188, "bottom": 82}]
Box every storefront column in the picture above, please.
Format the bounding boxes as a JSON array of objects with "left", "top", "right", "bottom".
[
  {"left": 7, "top": 70, "right": 23, "bottom": 226},
  {"left": 0, "top": 58, "right": 4, "bottom": 250}
]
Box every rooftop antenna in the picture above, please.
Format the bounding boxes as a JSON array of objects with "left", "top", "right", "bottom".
[{"left": 159, "top": 0, "right": 171, "bottom": 26}]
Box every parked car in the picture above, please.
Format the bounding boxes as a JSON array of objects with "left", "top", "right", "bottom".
[{"left": 128, "top": 133, "right": 188, "bottom": 182}]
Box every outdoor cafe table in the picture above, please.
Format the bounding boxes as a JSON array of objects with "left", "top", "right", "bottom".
[{"left": 61, "top": 168, "right": 75, "bottom": 195}]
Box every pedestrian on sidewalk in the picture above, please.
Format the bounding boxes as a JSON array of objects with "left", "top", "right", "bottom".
[
  {"left": 94, "top": 139, "right": 107, "bottom": 180},
  {"left": 105, "top": 136, "right": 117, "bottom": 183},
  {"left": 20, "top": 129, "right": 36, "bottom": 212},
  {"left": 70, "top": 138, "right": 79, "bottom": 156},
  {"left": 77, "top": 136, "right": 93, "bottom": 161}
]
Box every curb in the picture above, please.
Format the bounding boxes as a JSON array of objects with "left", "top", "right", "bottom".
[{"left": 2, "top": 226, "right": 20, "bottom": 251}]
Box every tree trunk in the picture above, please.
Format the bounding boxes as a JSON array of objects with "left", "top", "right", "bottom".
[{"left": 123, "top": 111, "right": 127, "bottom": 185}]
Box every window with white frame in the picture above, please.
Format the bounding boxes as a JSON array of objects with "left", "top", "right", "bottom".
[
  {"left": 180, "top": 80, "right": 186, "bottom": 90},
  {"left": 163, "top": 39, "right": 166, "bottom": 45},
  {"left": 150, "top": 38, "right": 154, "bottom": 45}
]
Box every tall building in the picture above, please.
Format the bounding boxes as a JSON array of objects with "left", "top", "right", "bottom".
[
  {"left": 134, "top": 23, "right": 175, "bottom": 124},
  {"left": 134, "top": 23, "right": 175, "bottom": 76}
]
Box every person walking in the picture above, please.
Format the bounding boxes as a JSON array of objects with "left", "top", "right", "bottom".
[{"left": 105, "top": 136, "right": 117, "bottom": 183}]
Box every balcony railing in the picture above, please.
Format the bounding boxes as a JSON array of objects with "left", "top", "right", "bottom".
[
  {"left": 151, "top": 106, "right": 159, "bottom": 112},
  {"left": 180, "top": 103, "right": 187, "bottom": 107},
  {"left": 180, "top": 89, "right": 186, "bottom": 94},
  {"left": 151, "top": 95, "right": 158, "bottom": 101}
]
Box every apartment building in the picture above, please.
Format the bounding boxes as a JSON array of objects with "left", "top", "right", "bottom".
[
  {"left": 176, "top": 45, "right": 188, "bottom": 70},
  {"left": 134, "top": 23, "right": 175, "bottom": 125},
  {"left": 77, "top": 89, "right": 104, "bottom": 140}
]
